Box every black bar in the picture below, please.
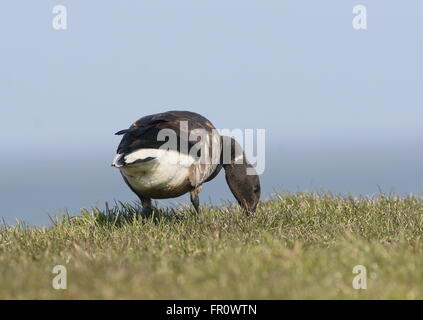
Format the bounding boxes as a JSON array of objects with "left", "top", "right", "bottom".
[{"left": 0, "top": 300, "right": 420, "bottom": 318}]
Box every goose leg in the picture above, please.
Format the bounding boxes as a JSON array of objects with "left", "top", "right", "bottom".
[
  {"left": 140, "top": 197, "right": 153, "bottom": 218},
  {"left": 190, "top": 186, "right": 202, "bottom": 214}
]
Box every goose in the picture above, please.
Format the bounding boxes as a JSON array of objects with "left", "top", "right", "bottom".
[{"left": 112, "top": 111, "right": 260, "bottom": 216}]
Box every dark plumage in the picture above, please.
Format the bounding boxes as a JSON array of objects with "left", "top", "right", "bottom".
[{"left": 112, "top": 111, "right": 260, "bottom": 216}]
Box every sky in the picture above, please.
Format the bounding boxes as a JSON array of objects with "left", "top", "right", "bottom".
[{"left": 0, "top": 1, "right": 422, "bottom": 225}]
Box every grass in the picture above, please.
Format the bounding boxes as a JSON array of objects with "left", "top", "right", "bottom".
[{"left": 0, "top": 192, "right": 422, "bottom": 299}]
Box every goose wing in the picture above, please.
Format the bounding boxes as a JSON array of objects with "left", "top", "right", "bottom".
[
  {"left": 115, "top": 111, "right": 214, "bottom": 155},
  {"left": 114, "top": 111, "right": 221, "bottom": 186}
]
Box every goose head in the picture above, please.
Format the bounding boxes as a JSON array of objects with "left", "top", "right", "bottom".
[{"left": 221, "top": 136, "right": 261, "bottom": 212}]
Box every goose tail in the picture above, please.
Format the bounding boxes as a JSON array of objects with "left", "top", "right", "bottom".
[{"left": 111, "top": 153, "right": 125, "bottom": 168}]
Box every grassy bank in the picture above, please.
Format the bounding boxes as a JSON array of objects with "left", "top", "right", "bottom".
[{"left": 0, "top": 193, "right": 421, "bottom": 299}]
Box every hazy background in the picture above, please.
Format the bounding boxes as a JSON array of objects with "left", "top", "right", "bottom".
[{"left": 1, "top": 1, "right": 422, "bottom": 225}]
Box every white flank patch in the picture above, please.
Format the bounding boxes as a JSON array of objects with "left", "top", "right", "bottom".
[
  {"left": 116, "top": 149, "right": 196, "bottom": 197},
  {"left": 124, "top": 148, "right": 194, "bottom": 166}
]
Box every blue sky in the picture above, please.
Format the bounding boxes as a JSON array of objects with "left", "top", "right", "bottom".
[{"left": 0, "top": 1, "right": 422, "bottom": 224}]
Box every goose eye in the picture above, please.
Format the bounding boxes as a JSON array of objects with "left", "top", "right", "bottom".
[{"left": 253, "top": 186, "right": 260, "bottom": 193}]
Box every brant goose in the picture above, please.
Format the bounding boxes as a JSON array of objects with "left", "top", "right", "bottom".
[{"left": 112, "top": 111, "right": 260, "bottom": 216}]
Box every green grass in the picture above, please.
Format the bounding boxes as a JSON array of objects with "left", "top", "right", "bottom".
[{"left": 0, "top": 193, "right": 422, "bottom": 299}]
